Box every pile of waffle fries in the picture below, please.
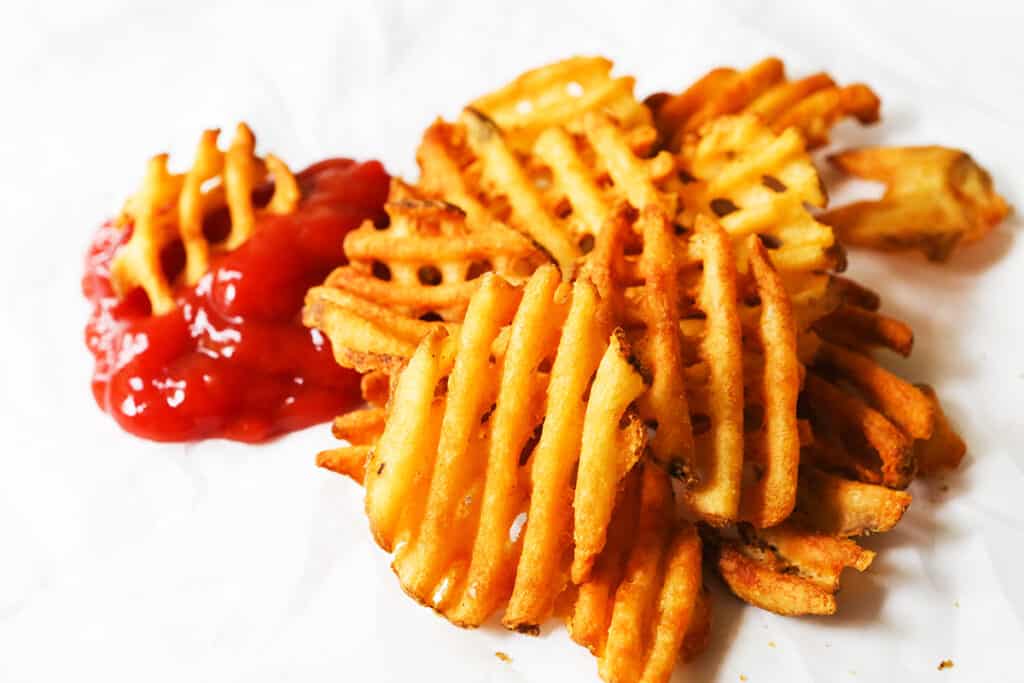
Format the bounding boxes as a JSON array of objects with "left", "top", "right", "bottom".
[{"left": 307, "top": 57, "right": 1006, "bottom": 682}]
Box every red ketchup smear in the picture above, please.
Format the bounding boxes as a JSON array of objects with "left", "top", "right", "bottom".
[{"left": 83, "top": 159, "right": 389, "bottom": 442}]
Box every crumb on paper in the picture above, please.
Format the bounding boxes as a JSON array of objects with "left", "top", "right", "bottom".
[
  {"left": 740, "top": 676, "right": 748, "bottom": 681},
  {"left": 939, "top": 659, "right": 954, "bottom": 671},
  {"left": 768, "top": 640, "right": 776, "bottom": 648},
  {"left": 954, "top": 600, "right": 960, "bottom": 608},
  {"left": 496, "top": 651, "right": 512, "bottom": 663},
  {"left": 825, "top": 642, "right": 832, "bottom": 648}
]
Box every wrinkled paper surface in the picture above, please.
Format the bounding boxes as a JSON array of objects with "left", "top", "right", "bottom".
[{"left": 2, "top": 1, "right": 1023, "bottom": 680}]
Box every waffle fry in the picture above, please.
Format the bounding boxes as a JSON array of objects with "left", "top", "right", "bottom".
[
  {"left": 714, "top": 521, "right": 874, "bottom": 616},
  {"left": 821, "top": 146, "right": 1010, "bottom": 260},
  {"left": 648, "top": 57, "right": 880, "bottom": 151},
  {"left": 359, "top": 267, "right": 650, "bottom": 630},
  {"left": 111, "top": 123, "right": 299, "bottom": 314},
  {"left": 303, "top": 284, "right": 455, "bottom": 373},
  {"left": 469, "top": 56, "right": 651, "bottom": 154},
  {"left": 794, "top": 466, "right": 911, "bottom": 536},
  {"left": 417, "top": 100, "right": 672, "bottom": 275},
  {"left": 569, "top": 465, "right": 706, "bottom": 683},
  {"left": 676, "top": 114, "right": 839, "bottom": 274},
  {"left": 915, "top": 385, "right": 967, "bottom": 475},
  {"left": 327, "top": 180, "right": 544, "bottom": 321}
]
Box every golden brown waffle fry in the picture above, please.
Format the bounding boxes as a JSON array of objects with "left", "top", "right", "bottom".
[
  {"left": 794, "top": 466, "right": 912, "bottom": 536},
  {"left": 676, "top": 114, "right": 839, "bottom": 274},
  {"left": 469, "top": 56, "right": 651, "bottom": 154},
  {"left": 111, "top": 124, "right": 299, "bottom": 314},
  {"left": 814, "top": 341, "right": 934, "bottom": 440},
  {"left": 649, "top": 57, "right": 879, "bottom": 151},
  {"left": 359, "top": 268, "right": 649, "bottom": 630},
  {"left": 914, "top": 385, "right": 967, "bottom": 475},
  {"left": 303, "top": 285, "right": 456, "bottom": 373},
  {"left": 821, "top": 146, "right": 1010, "bottom": 261},
  {"left": 568, "top": 465, "right": 708, "bottom": 683},
  {"left": 804, "top": 372, "right": 915, "bottom": 489},
  {"left": 815, "top": 302, "right": 914, "bottom": 356},
  {"left": 328, "top": 181, "right": 544, "bottom": 321},
  {"left": 714, "top": 521, "right": 874, "bottom": 616},
  {"left": 416, "top": 97, "right": 673, "bottom": 276}
]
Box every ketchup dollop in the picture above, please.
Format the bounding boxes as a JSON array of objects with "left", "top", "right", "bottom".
[{"left": 83, "top": 159, "right": 389, "bottom": 442}]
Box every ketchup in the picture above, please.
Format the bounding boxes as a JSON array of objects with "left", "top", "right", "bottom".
[{"left": 83, "top": 159, "right": 389, "bottom": 442}]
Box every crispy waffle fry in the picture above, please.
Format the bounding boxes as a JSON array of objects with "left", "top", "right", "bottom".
[
  {"left": 469, "top": 56, "right": 651, "bottom": 154},
  {"left": 417, "top": 99, "right": 672, "bottom": 275},
  {"left": 804, "top": 372, "right": 915, "bottom": 489},
  {"left": 648, "top": 57, "right": 880, "bottom": 151},
  {"left": 303, "top": 284, "right": 456, "bottom": 373},
  {"left": 676, "top": 114, "right": 839, "bottom": 274},
  {"left": 568, "top": 466, "right": 709, "bottom": 683},
  {"left": 814, "top": 341, "right": 934, "bottom": 440},
  {"left": 915, "top": 385, "right": 967, "bottom": 475},
  {"left": 714, "top": 521, "right": 874, "bottom": 616},
  {"left": 111, "top": 123, "right": 299, "bottom": 314},
  {"left": 328, "top": 180, "right": 544, "bottom": 321},
  {"left": 794, "top": 466, "right": 911, "bottom": 536},
  {"left": 358, "top": 268, "right": 649, "bottom": 629},
  {"left": 815, "top": 302, "right": 914, "bottom": 356},
  {"left": 821, "top": 146, "right": 1010, "bottom": 260}
]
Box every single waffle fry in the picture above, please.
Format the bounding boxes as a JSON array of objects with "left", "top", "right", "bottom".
[
  {"left": 572, "top": 329, "right": 650, "bottom": 584},
  {"left": 303, "top": 285, "right": 454, "bottom": 373},
  {"left": 676, "top": 114, "right": 837, "bottom": 274},
  {"left": 469, "top": 56, "right": 651, "bottom": 153},
  {"left": 715, "top": 521, "right": 874, "bottom": 616},
  {"left": 450, "top": 265, "right": 568, "bottom": 625},
  {"left": 505, "top": 277, "right": 612, "bottom": 629},
  {"left": 687, "top": 215, "right": 745, "bottom": 524},
  {"left": 915, "top": 385, "right": 967, "bottom": 474},
  {"left": 815, "top": 341, "right": 934, "bottom": 440},
  {"left": 634, "top": 206, "right": 696, "bottom": 480},
  {"left": 815, "top": 303, "right": 914, "bottom": 356},
  {"left": 821, "top": 146, "right": 1010, "bottom": 260},
  {"left": 740, "top": 236, "right": 800, "bottom": 528},
  {"left": 333, "top": 185, "right": 544, "bottom": 321},
  {"left": 462, "top": 108, "right": 582, "bottom": 273},
  {"left": 317, "top": 445, "right": 372, "bottom": 485},
  {"left": 795, "top": 466, "right": 911, "bottom": 536},
  {"left": 804, "top": 372, "right": 915, "bottom": 489},
  {"left": 650, "top": 58, "right": 879, "bottom": 151},
  {"left": 111, "top": 123, "right": 299, "bottom": 314}
]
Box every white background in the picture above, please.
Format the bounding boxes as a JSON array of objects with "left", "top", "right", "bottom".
[{"left": 2, "top": 1, "right": 1023, "bottom": 681}]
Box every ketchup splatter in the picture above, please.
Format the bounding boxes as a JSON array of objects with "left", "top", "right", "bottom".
[{"left": 82, "top": 159, "right": 389, "bottom": 442}]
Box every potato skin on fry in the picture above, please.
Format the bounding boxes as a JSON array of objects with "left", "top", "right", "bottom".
[{"left": 821, "top": 146, "right": 1010, "bottom": 261}]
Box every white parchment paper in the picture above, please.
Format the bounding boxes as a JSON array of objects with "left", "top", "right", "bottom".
[{"left": 1, "top": 1, "right": 1023, "bottom": 681}]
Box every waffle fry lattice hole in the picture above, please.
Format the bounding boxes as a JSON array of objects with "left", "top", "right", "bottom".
[{"left": 110, "top": 123, "right": 299, "bottom": 314}]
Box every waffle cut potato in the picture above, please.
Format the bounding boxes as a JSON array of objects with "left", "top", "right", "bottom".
[
  {"left": 468, "top": 55, "right": 652, "bottom": 155},
  {"left": 111, "top": 123, "right": 299, "bottom": 314},
  {"left": 417, "top": 106, "right": 673, "bottom": 276},
  {"left": 820, "top": 146, "right": 1011, "bottom": 261},
  {"left": 647, "top": 57, "right": 881, "bottom": 152},
  {"left": 318, "top": 179, "right": 545, "bottom": 323}
]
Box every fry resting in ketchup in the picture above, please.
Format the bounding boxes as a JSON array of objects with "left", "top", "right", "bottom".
[{"left": 82, "top": 124, "right": 389, "bottom": 442}]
